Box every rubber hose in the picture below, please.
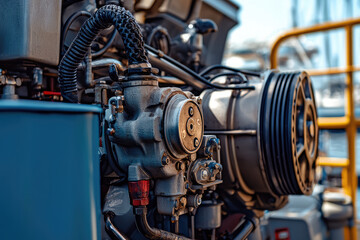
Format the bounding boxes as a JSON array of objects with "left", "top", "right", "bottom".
[{"left": 58, "top": 4, "right": 149, "bottom": 103}]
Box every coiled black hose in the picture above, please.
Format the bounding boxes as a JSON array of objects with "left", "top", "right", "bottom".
[{"left": 58, "top": 4, "right": 149, "bottom": 103}]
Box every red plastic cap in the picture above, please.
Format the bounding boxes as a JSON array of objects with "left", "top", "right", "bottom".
[
  {"left": 128, "top": 180, "right": 150, "bottom": 206},
  {"left": 275, "top": 228, "right": 290, "bottom": 240}
]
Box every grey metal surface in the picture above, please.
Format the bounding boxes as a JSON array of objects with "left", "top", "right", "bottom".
[
  {"left": 0, "top": 100, "right": 101, "bottom": 240},
  {"left": 265, "top": 195, "right": 327, "bottom": 240},
  {"left": 0, "top": 0, "right": 61, "bottom": 65},
  {"left": 322, "top": 191, "right": 353, "bottom": 230},
  {"left": 195, "top": 201, "right": 222, "bottom": 230},
  {"left": 201, "top": 71, "right": 318, "bottom": 211},
  {"left": 103, "top": 185, "right": 145, "bottom": 240}
]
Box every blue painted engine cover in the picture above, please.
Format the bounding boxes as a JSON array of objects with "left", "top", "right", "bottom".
[{"left": 0, "top": 100, "right": 101, "bottom": 240}]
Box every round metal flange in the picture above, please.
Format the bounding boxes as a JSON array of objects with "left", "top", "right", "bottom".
[{"left": 164, "top": 94, "right": 204, "bottom": 159}]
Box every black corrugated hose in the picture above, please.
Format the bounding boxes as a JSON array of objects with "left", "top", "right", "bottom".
[{"left": 58, "top": 4, "right": 149, "bottom": 103}]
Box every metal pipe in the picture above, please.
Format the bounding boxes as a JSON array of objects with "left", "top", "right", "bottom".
[
  {"left": 78, "top": 58, "right": 124, "bottom": 70},
  {"left": 233, "top": 218, "right": 255, "bottom": 240},
  {"left": 158, "top": 76, "right": 185, "bottom": 85},
  {"left": 134, "top": 207, "right": 191, "bottom": 240},
  {"left": 204, "top": 129, "right": 256, "bottom": 135},
  {"left": 148, "top": 52, "right": 206, "bottom": 91},
  {"left": 147, "top": 45, "right": 256, "bottom": 91},
  {"left": 104, "top": 212, "right": 129, "bottom": 240}
]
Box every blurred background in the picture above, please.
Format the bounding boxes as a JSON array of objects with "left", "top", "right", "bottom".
[{"left": 224, "top": 0, "right": 360, "bottom": 218}]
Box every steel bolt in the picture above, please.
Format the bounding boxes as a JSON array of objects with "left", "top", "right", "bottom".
[
  {"left": 176, "top": 161, "right": 185, "bottom": 171},
  {"left": 162, "top": 155, "right": 170, "bottom": 165},
  {"left": 194, "top": 138, "right": 200, "bottom": 148},
  {"left": 200, "top": 169, "right": 209, "bottom": 180},
  {"left": 196, "top": 195, "right": 202, "bottom": 206},
  {"left": 189, "top": 107, "right": 194, "bottom": 116}
]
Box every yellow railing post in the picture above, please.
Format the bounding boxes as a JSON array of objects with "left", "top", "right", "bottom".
[
  {"left": 270, "top": 19, "right": 360, "bottom": 240},
  {"left": 345, "top": 25, "right": 357, "bottom": 239}
]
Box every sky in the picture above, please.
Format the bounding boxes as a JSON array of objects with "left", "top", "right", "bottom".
[{"left": 227, "top": 0, "right": 293, "bottom": 48}]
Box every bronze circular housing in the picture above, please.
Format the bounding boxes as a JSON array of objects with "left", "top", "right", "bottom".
[{"left": 164, "top": 94, "right": 204, "bottom": 159}]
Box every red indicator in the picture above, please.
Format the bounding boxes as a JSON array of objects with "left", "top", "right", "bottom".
[
  {"left": 128, "top": 180, "right": 150, "bottom": 206},
  {"left": 275, "top": 228, "right": 290, "bottom": 240}
]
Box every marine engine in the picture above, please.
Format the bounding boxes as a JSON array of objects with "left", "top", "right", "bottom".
[{"left": 0, "top": 0, "right": 318, "bottom": 239}]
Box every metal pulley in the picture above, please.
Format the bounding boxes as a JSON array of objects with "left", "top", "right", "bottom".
[
  {"left": 201, "top": 70, "right": 318, "bottom": 210},
  {"left": 259, "top": 71, "right": 318, "bottom": 195}
]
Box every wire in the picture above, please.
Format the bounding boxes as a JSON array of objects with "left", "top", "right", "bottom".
[
  {"left": 145, "top": 45, "right": 255, "bottom": 91},
  {"left": 199, "top": 64, "right": 261, "bottom": 77},
  {"left": 61, "top": 11, "right": 117, "bottom": 59},
  {"left": 92, "top": 28, "right": 117, "bottom": 58},
  {"left": 61, "top": 11, "right": 92, "bottom": 55},
  {"left": 208, "top": 72, "right": 248, "bottom": 83},
  {"left": 147, "top": 26, "right": 171, "bottom": 54}
]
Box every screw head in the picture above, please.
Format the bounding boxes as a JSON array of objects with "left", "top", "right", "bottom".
[
  {"left": 189, "top": 107, "right": 194, "bottom": 116},
  {"left": 176, "top": 161, "right": 185, "bottom": 171},
  {"left": 194, "top": 138, "right": 200, "bottom": 148},
  {"left": 200, "top": 169, "right": 208, "bottom": 180},
  {"left": 196, "top": 196, "right": 202, "bottom": 206},
  {"left": 162, "top": 155, "right": 170, "bottom": 165}
]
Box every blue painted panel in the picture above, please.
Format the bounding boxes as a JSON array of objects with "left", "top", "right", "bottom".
[{"left": 0, "top": 100, "right": 101, "bottom": 240}]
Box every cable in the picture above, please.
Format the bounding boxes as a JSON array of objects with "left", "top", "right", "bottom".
[
  {"left": 208, "top": 72, "right": 248, "bottom": 83},
  {"left": 92, "top": 28, "right": 117, "bottom": 58},
  {"left": 145, "top": 45, "right": 255, "bottom": 91},
  {"left": 61, "top": 11, "right": 92, "bottom": 55},
  {"left": 147, "top": 26, "right": 171, "bottom": 54},
  {"left": 199, "top": 64, "right": 261, "bottom": 77},
  {"left": 61, "top": 11, "right": 117, "bottom": 59},
  {"left": 58, "top": 4, "right": 149, "bottom": 102}
]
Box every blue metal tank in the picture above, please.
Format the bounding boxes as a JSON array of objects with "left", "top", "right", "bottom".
[{"left": 0, "top": 100, "right": 101, "bottom": 240}]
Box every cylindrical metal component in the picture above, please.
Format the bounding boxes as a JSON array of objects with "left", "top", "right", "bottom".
[
  {"left": 148, "top": 53, "right": 206, "bottom": 91},
  {"left": 134, "top": 207, "right": 191, "bottom": 240},
  {"left": 201, "top": 71, "right": 318, "bottom": 209},
  {"left": 195, "top": 200, "right": 223, "bottom": 230},
  {"left": 164, "top": 94, "right": 204, "bottom": 159},
  {"left": 105, "top": 212, "right": 129, "bottom": 240}
]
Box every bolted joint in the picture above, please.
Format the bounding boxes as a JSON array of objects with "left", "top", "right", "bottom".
[{"left": 161, "top": 154, "right": 170, "bottom": 165}]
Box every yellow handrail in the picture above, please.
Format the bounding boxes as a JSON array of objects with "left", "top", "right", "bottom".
[{"left": 270, "top": 18, "right": 360, "bottom": 240}]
